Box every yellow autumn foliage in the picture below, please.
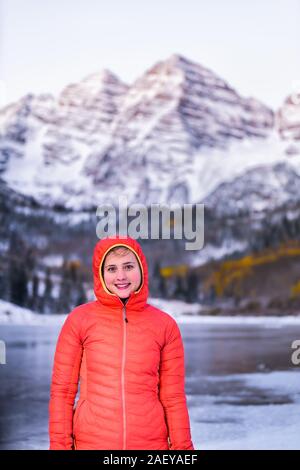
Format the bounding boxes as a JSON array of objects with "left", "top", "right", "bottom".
[
  {"left": 207, "top": 241, "right": 300, "bottom": 297},
  {"left": 290, "top": 281, "right": 300, "bottom": 298},
  {"left": 160, "top": 264, "right": 188, "bottom": 278}
]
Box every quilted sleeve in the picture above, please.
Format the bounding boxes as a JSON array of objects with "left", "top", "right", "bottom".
[
  {"left": 48, "top": 310, "right": 83, "bottom": 450},
  {"left": 159, "top": 318, "right": 194, "bottom": 450}
]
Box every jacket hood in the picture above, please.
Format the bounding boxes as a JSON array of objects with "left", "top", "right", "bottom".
[{"left": 92, "top": 235, "right": 149, "bottom": 310}]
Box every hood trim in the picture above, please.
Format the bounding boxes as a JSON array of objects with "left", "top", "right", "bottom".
[{"left": 99, "top": 243, "right": 144, "bottom": 297}]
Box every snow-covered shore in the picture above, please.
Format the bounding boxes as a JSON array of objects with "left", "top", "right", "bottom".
[
  {"left": 1, "top": 298, "right": 300, "bottom": 326},
  {"left": 0, "top": 299, "right": 67, "bottom": 325},
  {"left": 191, "top": 370, "right": 300, "bottom": 450}
]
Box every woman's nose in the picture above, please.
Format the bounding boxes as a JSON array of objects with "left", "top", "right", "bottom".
[{"left": 116, "top": 269, "right": 127, "bottom": 280}]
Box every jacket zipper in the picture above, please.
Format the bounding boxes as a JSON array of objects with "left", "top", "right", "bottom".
[{"left": 121, "top": 305, "right": 128, "bottom": 450}]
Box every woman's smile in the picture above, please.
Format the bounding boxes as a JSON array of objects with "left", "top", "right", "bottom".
[{"left": 115, "top": 282, "right": 131, "bottom": 290}]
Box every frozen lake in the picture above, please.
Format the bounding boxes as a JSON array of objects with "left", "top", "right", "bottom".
[{"left": 0, "top": 320, "right": 300, "bottom": 449}]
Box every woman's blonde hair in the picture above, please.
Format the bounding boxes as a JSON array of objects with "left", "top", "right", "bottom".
[{"left": 107, "top": 246, "right": 131, "bottom": 257}]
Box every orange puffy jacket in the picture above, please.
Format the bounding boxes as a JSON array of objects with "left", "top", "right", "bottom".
[{"left": 49, "top": 236, "right": 194, "bottom": 450}]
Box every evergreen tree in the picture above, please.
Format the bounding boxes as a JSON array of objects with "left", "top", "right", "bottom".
[
  {"left": 173, "top": 275, "right": 186, "bottom": 300},
  {"left": 43, "top": 268, "right": 53, "bottom": 314},
  {"left": 185, "top": 270, "right": 199, "bottom": 303},
  {"left": 9, "top": 260, "right": 28, "bottom": 306},
  {"left": 76, "top": 275, "right": 87, "bottom": 305},
  {"left": 58, "top": 259, "right": 72, "bottom": 313},
  {"left": 31, "top": 273, "right": 39, "bottom": 311}
]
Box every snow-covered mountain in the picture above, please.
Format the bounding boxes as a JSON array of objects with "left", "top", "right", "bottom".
[
  {"left": 2, "top": 53, "right": 296, "bottom": 211},
  {"left": 204, "top": 161, "right": 300, "bottom": 217},
  {"left": 0, "top": 69, "right": 128, "bottom": 208}
]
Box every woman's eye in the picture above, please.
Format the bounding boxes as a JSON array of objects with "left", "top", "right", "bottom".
[{"left": 106, "top": 265, "right": 134, "bottom": 273}]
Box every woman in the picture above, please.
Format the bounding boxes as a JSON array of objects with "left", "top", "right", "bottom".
[{"left": 49, "top": 235, "right": 194, "bottom": 450}]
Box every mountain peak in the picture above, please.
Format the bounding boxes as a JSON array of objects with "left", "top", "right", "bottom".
[
  {"left": 147, "top": 53, "right": 224, "bottom": 84},
  {"left": 81, "top": 68, "right": 127, "bottom": 88},
  {"left": 164, "top": 53, "right": 192, "bottom": 68},
  {"left": 58, "top": 69, "right": 128, "bottom": 107},
  {"left": 116, "top": 53, "right": 273, "bottom": 155}
]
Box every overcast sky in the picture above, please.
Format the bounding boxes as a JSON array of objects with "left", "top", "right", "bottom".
[{"left": 0, "top": 0, "right": 299, "bottom": 109}]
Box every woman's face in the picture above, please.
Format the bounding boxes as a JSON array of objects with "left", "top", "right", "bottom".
[{"left": 103, "top": 250, "right": 142, "bottom": 298}]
